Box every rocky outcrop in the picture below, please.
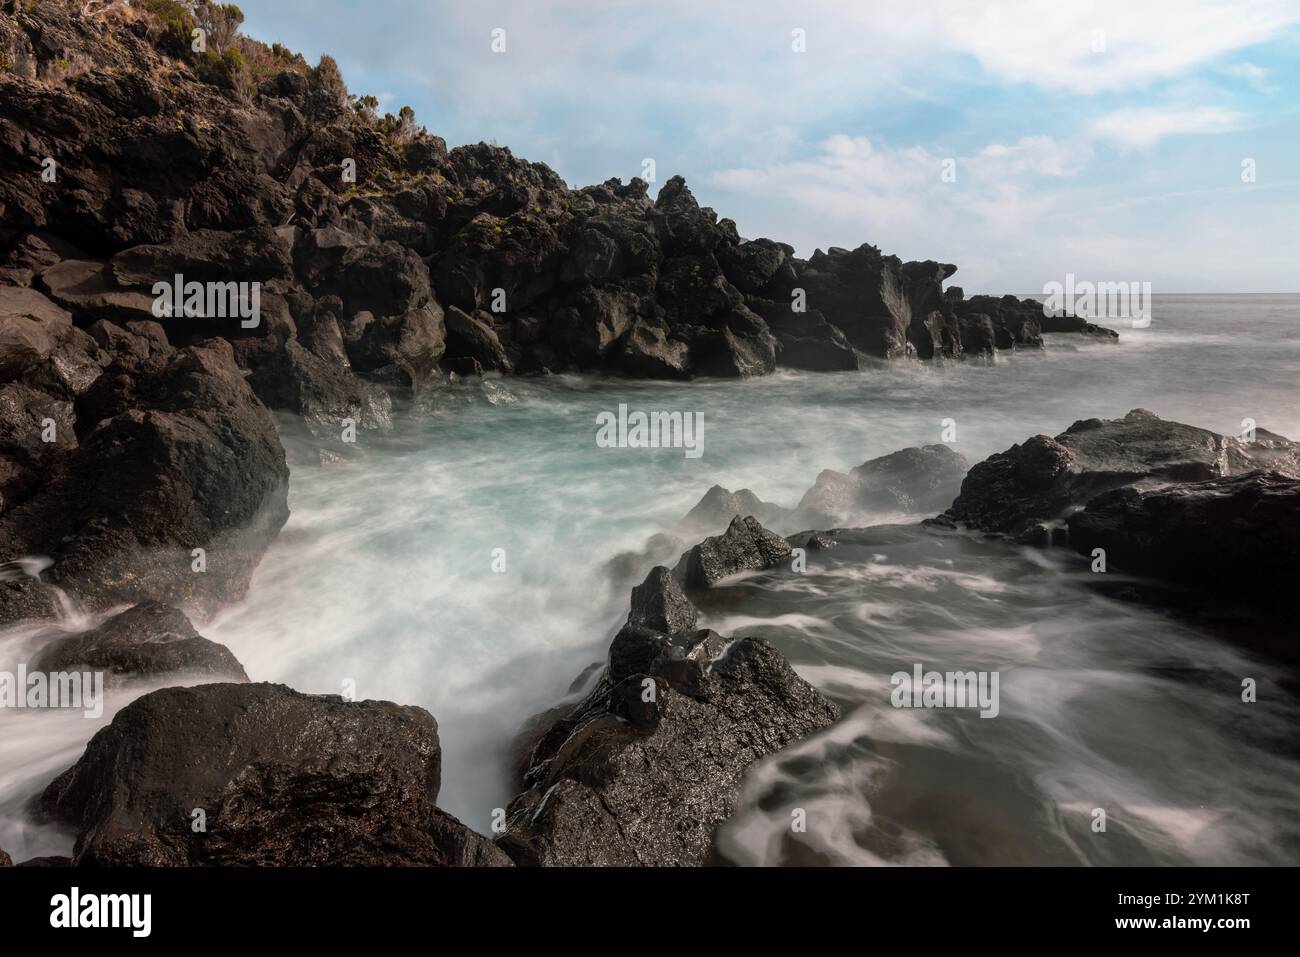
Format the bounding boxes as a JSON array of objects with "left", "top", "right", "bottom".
[
  {"left": 948, "top": 293, "right": 1044, "bottom": 349},
  {"left": 248, "top": 338, "right": 393, "bottom": 433},
  {"left": 0, "top": 846, "right": 11, "bottom": 867},
  {"left": 933, "top": 409, "right": 1300, "bottom": 537},
  {"left": 499, "top": 564, "right": 838, "bottom": 865},
  {"left": 0, "top": 1, "right": 1092, "bottom": 393},
  {"left": 674, "top": 514, "right": 794, "bottom": 588},
  {"left": 38, "top": 682, "right": 511, "bottom": 866},
  {"left": 795, "top": 445, "right": 969, "bottom": 527},
  {"left": 1067, "top": 471, "right": 1300, "bottom": 603},
  {"left": 33, "top": 601, "right": 248, "bottom": 685},
  {"left": 678, "top": 484, "right": 788, "bottom": 536},
  {"left": 0, "top": 339, "right": 290, "bottom": 624}
]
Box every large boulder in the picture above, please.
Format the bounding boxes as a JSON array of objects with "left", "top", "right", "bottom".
[
  {"left": 38, "top": 682, "right": 511, "bottom": 866},
  {"left": 432, "top": 210, "right": 565, "bottom": 312},
  {"left": 443, "top": 306, "right": 511, "bottom": 374},
  {"left": 315, "top": 241, "right": 433, "bottom": 323},
  {"left": 0, "top": 285, "right": 72, "bottom": 325},
  {"left": 795, "top": 445, "right": 969, "bottom": 526},
  {"left": 86, "top": 319, "right": 173, "bottom": 362},
  {"left": 498, "top": 567, "right": 838, "bottom": 865},
  {"left": 795, "top": 245, "right": 957, "bottom": 358},
  {"left": 934, "top": 410, "right": 1300, "bottom": 536},
  {"left": 950, "top": 295, "right": 1045, "bottom": 350},
  {"left": 36, "top": 260, "right": 158, "bottom": 324},
  {"left": 617, "top": 318, "right": 690, "bottom": 379},
  {"left": 653, "top": 176, "right": 720, "bottom": 254},
  {"left": 0, "top": 340, "right": 290, "bottom": 623},
  {"left": 687, "top": 325, "right": 778, "bottom": 378},
  {"left": 747, "top": 298, "right": 858, "bottom": 371},
  {"left": 674, "top": 514, "right": 793, "bottom": 589},
  {"left": 547, "top": 284, "right": 639, "bottom": 368},
  {"left": 350, "top": 302, "right": 447, "bottom": 389},
  {"left": 32, "top": 601, "right": 248, "bottom": 685},
  {"left": 250, "top": 339, "right": 393, "bottom": 432},
  {"left": 0, "top": 313, "right": 104, "bottom": 399},
  {"left": 1067, "top": 471, "right": 1300, "bottom": 604},
  {"left": 716, "top": 238, "right": 788, "bottom": 294},
  {"left": 958, "top": 313, "right": 997, "bottom": 356}
]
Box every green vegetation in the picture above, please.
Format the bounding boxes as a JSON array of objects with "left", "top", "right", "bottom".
[{"left": 193, "top": 45, "right": 243, "bottom": 90}]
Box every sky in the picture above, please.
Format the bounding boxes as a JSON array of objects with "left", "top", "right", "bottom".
[{"left": 236, "top": 0, "right": 1300, "bottom": 293}]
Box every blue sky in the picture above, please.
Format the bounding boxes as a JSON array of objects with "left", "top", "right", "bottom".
[{"left": 238, "top": 0, "right": 1300, "bottom": 292}]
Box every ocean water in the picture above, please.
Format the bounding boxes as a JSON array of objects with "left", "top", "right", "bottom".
[{"left": 2, "top": 294, "right": 1298, "bottom": 864}]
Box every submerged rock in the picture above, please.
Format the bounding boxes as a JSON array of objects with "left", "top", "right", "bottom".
[
  {"left": 499, "top": 566, "right": 838, "bottom": 865},
  {"left": 39, "top": 682, "right": 511, "bottom": 867},
  {"left": 33, "top": 601, "right": 248, "bottom": 685},
  {"left": 0, "top": 847, "right": 10, "bottom": 867},
  {"left": 934, "top": 409, "right": 1300, "bottom": 536}
]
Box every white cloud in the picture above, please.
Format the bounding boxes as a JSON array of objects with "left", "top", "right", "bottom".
[
  {"left": 706, "top": 132, "right": 1300, "bottom": 291},
  {"left": 1217, "top": 61, "right": 1278, "bottom": 92},
  {"left": 707, "top": 134, "right": 1084, "bottom": 271},
  {"left": 1088, "top": 107, "right": 1246, "bottom": 150},
  {"left": 920, "top": 0, "right": 1300, "bottom": 93}
]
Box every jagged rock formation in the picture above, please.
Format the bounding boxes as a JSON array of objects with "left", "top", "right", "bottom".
[
  {"left": 0, "top": 337, "right": 289, "bottom": 625},
  {"left": 932, "top": 409, "right": 1300, "bottom": 537},
  {"left": 1, "top": 0, "right": 1105, "bottom": 405},
  {"left": 500, "top": 553, "right": 838, "bottom": 865}
]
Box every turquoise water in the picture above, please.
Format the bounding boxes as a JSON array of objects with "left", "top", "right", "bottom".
[{"left": 3, "top": 295, "right": 1298, "bottom": 863}]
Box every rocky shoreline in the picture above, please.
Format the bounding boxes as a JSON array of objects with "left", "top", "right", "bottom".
[
  {"left": 1, "top": 2, "right": 1295, "bottom": 868},
  {"left": 4, "top": 407, "right": 1297, "bottom": 867}
]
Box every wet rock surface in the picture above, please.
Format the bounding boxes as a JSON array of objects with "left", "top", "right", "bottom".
[
  {"left": 499, "top": 561, "right": 838, "bottom": 865},
  {"left": 33, "top": 601, "right": 249, "bottom": 685},
  {"left": 38, "top": 682, "right": 511, "bottom": 866},
  {"left": 933, "top": 409, "right": 1300, "bottom": 536},
  {"left": 0, "top": 339, "right": 290, "bottom": 624},
  {"left": 1067, "top": 470, "right": 1300, "bottom": 606},
  {"left": 674, "top": 514, "right": 794, "bottom": 588}
]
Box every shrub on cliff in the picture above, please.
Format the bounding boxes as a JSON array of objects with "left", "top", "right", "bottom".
[
  {"left": 134, "top": 0, "right": 194, "bottom": 56},
  {"left": 194, "top": 45, "right": 245, "bottom": 92},
  {"left": 311, "top": 53, "right": 348, "bottom": 105}
]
